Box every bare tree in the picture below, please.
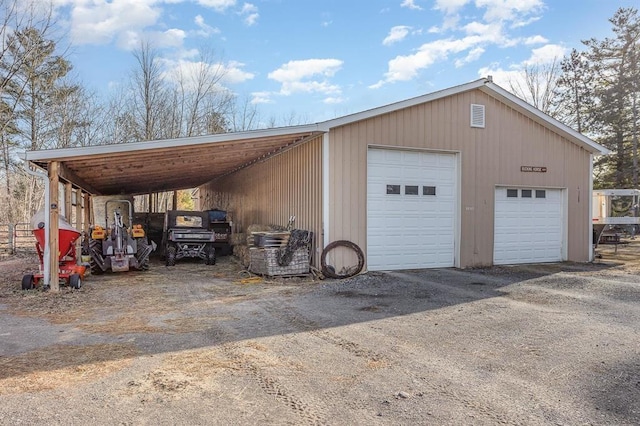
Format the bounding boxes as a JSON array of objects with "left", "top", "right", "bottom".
[
  {"left": 228, "top": 95, "right": 261, "bottom": 132},
  {"left": 131, "top": 40, "right": 167, "bottom": 141},
  {"left": 0, "top": 0, "right": 63, "bottom": 223},
  {"left": 508, "top": 58, "right": 562, "bottom": 116}
]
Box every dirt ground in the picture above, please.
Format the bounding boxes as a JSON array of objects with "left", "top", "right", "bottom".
[{"left": 0, "top": 243, "right": 639, "bottom": 425}]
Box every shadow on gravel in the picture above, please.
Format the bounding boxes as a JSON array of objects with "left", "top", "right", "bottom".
[
  {"left": 0, "top": 254, "right": 626, "bottom": 382},
  {"left": 587, "top": 357, "right": 640, "bottom": 422}
]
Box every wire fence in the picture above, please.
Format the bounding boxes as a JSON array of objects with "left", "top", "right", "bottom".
[{"left": 0, "top": 223, "right": 34, "bottom": 255}]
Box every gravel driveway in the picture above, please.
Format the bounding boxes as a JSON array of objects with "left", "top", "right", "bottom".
[{"left": 0, "top": 244, "right": 639, "bottom": 425}]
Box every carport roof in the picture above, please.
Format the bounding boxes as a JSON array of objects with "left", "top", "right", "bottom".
[{"left": 25, "top": 125, "right": 325, "bottom": 195}]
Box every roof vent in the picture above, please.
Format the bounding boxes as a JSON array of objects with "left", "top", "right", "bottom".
[{"left": 471, "top": 104, "right": 485, "bottom": 128}]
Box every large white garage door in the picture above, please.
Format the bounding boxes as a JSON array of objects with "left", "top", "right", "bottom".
[
  {"left": 494, "top": 187, "right": 564, "bottom": 265},
  {"left": 367, "top": 148, "right": 457, "bottom": 270}
]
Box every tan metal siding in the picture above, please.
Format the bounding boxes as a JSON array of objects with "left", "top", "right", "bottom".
[
  {"left": 329, "top": 89, "right": 593, "bottom": 268},
  {"left": 198, "top": 136, "right": 323, "bottom": 265}
]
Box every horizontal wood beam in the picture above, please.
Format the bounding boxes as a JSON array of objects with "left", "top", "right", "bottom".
[{"left": 58, "top": 162, "right": 101, "bottom": 195}]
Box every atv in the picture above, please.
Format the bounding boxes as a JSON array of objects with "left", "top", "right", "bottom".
[{"left": 162, "top": 210, "right": 216, "bottom": 266}]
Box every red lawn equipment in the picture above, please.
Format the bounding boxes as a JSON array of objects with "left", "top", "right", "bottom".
[{"left": 21, "top": 211, "right": 85, "bottom": 290}]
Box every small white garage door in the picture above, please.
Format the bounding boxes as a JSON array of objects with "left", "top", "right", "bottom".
[
  {"left": 494, "top": 187, "right": 564, "bottom": 265},
  {"left": 367, "top": 148, "right": 457, "bottom": 270}
]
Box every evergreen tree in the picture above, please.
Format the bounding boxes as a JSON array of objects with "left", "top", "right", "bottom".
[{"left": 583, "top": 8, "right": 640, "bottom": 188}]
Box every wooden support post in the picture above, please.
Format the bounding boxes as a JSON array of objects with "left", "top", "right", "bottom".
[
  {"left": 65, "top": 182, "right": 72, "bottom": 222},
  {"left": 49, "top": 161, "right": 60, "bottom": 292},
  {"left": 147, "top": 193, "right": 151, "bottom": 213},
  {"left": 84, "top": 193, "right": 91, "bottom": 230},
  {"left": 75, "top": 190, "right": 83, "bottom": 231},
  {"left": 75, "top": 190, "right": 83, "bottom": 263},
  {"left": 172, "top": 190, "right": 178, "bottom": 210}
]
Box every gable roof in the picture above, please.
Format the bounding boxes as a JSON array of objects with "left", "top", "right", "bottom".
[
  {"left": 318, "top": 77, "right": 609, "bottom": 156},
  {"left": 25, "top": 78, "right": 608, "bottom": 196}
]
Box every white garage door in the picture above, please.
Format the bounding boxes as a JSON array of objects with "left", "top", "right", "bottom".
[
  {"left": 494, "top": 187, "right": 564, "bottom": 265},
  {"left": 367, "top": 148, "right": 457, "bottom": 270}
]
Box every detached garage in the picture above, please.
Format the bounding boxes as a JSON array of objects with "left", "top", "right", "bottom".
[
  {"left": 199, "top": 77, "right": 607, "bottom": 270},
  {"left": 26, "top": 77, "right": 608, "bottom": 286}
]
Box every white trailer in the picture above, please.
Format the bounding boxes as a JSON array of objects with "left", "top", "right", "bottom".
[{"left": 592, "top": 189, "right": 640, "bottom": 245}]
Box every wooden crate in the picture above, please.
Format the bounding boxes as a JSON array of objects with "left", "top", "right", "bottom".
[
  {"left": 249, "top": 247, "right": 309, "bottom": 276},
  {"left": 251, "top": 231, "right": 290, "bottom": 248}
]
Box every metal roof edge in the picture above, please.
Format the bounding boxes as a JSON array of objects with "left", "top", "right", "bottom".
[
  {"left": 317, "top": 78, "right": 488, "bottom": 131},
  {"left": 25, "top": 123, "right": 325, "bottom": 161},
  {"left": 481, "top": 81, "right": 610, "bottom": 155}
]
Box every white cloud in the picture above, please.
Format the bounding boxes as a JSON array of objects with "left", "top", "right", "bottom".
[
  {"left": 383, "top": 26, "right": 412, "bottom": 46},
  {"left": 223, "top": 60, "right": 256, "bottom": 83},
  {"left": 194, "top": 15, "right": 220, "bottom": 37},
  {"left": 433, "top": 0, "right": 470, "bottom": 14},
  {"left": 268, "top": 59, "right": 343, "bottom": 96},
  {"left": 69, "top": 0, "right": 161, "bottom": 45},
  {"left": 269, "top": 59, "right": 342, "bottom": 83},
  {"left": 162, "top": 58, "right": 254, "bottom": 91},
  {"left": 197, "top": 0, "right": 237, "bottom": 12},
  {"left": 401, "top": 0, "right": 422, "bottom": 11},
  {"left": 476, "top": 0, "right": 544, "bottom": 23},
  {"left": 511, "top": 15, "right": 541, "bottom": 28},
  {"left": 239, "top": 3, "right": 259, "bottom": 26},
  {"left": 57, "top": 0, "right": 250, "bottom": 47},
  {"left": 524, "top": 35, "right": 547, "bottom": 45},
  {"left": 478, "top": 44, "right": 566, "bottom": 91},
  {"left": 324, "top": 96, "right": 345, "bottom": 104},
  {"left": 374, "top": 0, "right": 547, "bottom": 87},
  {"left": 428, "top": 14, "right": 460, "bottom": 33},
  {"left": 116, "top": 28, "right": 186, "bottom": 51},
  {"left": 372, "top": 31, "right": 502, "bottom": 88},
  {"left": 455, "top": 46, "right": 485, "bottom": 67},
  {"left": 251, "top": 91, "right": 273, "bottom": 104},
  {"left": 524, "top": 44, "right": 566, "bottom": 66}
]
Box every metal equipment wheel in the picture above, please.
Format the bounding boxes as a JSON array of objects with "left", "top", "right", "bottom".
[
  {"left": 320, "top": 240, "right": 365, "bottom": 279},
  {"left": 166, "top": 246, "right": 176, "bottom": 266},
  {"left": 69, "top": 274, "right": 82, "bottom": 289},
  {"left": 21, "top": 274, "right": 35, "bottom": 290},
  {"left": 206, "top": 247, "right": 216, "bottom": 265}
]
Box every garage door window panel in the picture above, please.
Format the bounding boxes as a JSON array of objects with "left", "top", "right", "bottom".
[
  {"left": 405, "top": 185, "right": 419, "bottom": 195},
  {"left": 386, "top": 184, "right": 401, "bottom": 195}
]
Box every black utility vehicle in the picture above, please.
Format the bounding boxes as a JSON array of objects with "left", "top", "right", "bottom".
[{"left": 162, "top": 210, "right": 216, "bottom": 266}]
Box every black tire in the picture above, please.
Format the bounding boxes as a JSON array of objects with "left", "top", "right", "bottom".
[
  {"left": 166, "top": 246, "right": 176, "bottom": 266},
  {"left": 135, "top": 238, "right": 151, "bottom": 271},
  {"left": 69, "top": 274, "right": 82, "bottom": 289},
  {"left": 21, "top": 274, "right": 35, "bottom": 290},
  {"left": 320, "top": 240, "right": 365, "bottom": 279},
  {"left": 89, "top": 238, "right": 104, "bottom": 274},
  {"left": 206, "top": 247, "right": 216, "bottom": 265}
]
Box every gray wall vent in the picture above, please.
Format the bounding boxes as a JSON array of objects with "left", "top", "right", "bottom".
[{"left": 471, "top": 104, "right": 485, "bottom": 128}]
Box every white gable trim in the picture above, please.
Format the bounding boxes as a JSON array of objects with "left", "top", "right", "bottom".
[{"left": 481, "top": 82, "right": 609, "bottom": 155}]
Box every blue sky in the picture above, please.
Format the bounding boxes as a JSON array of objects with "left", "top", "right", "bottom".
[{"left": 51, "top": 0, "right": 638, "bottom": 125}]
